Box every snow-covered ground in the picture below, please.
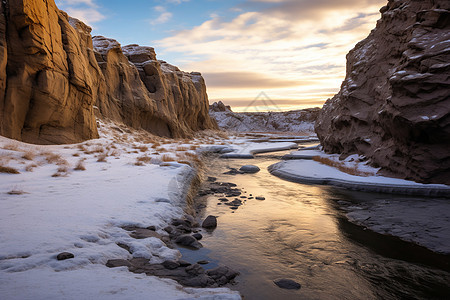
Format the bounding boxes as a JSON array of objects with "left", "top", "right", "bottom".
[
  {"left": 270, "top": 160, "right": 450, "bottom": 196},
  {"left": 269, "top": 148, "right": 450, "bottom": 254},
  {"left": 0, "top": 121, "right": 240, "bottom": 300}
]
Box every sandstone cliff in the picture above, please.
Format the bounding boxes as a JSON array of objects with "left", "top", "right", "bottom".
[
  {"left": 315, "top": 0, "right": 450, "bottom": 184},
  {"left": 0, "top": 0, "right": 216, "bottom": 144}
]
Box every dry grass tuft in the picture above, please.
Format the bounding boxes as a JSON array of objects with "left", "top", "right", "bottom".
[
  {"left": 136, "top": 155, "right": 152, "bottom": 164},
  {"left": 74, "top": 159, "right": 86, "bottom": 171},
  {"left": 176, "top": 146, "right": 188, "bottom": 151},
  {"left": 7, "top": 189, "right": 26, "bottom": 195},
  {"left": 97, "top": 153, "right": 108, "bottom": 162},
  {"left": 161, "top": 154, "right": 175, "bottom": 162},
  {"left": 0, "top": 164, "right": 20, "bottom": 174},
  {"left": 135, "top": 145, "right": 149, "bottom": 152},
  {"left": 25, "top": 164, "right": 38, "bottom": 172},
  {"left": 3, "top": 143, "right": 20, "bottom": 151},
  {"left": 52, "top": 165, "right": 69, "bottom": 177},
  {"left": 22, "top": 151, "right": 36, "bottom": 161},
  {"left": 312, "top": 156, "right": 372, "bottom": 177},
  {"left": 189, "top": 145, "right": 198, "bottom": 150},
  {"left": 151, "top": 142, "right": 161, "bottom": 149}
]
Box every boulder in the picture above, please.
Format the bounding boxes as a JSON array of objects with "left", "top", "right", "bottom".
[
  {"left": 239, "top": 165, "right": 261, "bottom": 173},
  {"left": 315, "top": 0, "right": 450, "bottom": 184},
  {"left": 202, "top": 215, "right": 218, "bottom": 229}
]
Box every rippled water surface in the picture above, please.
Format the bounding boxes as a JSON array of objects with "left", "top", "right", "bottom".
[{"left": 180, "top": 151, "right": 450, "bottom": 300}]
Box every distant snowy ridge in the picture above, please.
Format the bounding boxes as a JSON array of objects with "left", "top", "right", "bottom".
[{"left": 209, "top": 101, "right": 319, "bottom": 133}]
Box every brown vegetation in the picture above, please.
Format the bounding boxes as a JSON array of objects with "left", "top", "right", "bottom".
[
  {"left": 0, "top": 165, "right": 20, "bottom": 174},
  {"left": 312, "top": 156, "right": 372, "bottom": 177}
]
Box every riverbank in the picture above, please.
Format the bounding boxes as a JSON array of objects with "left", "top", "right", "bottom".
[
  {"left": 0, "top": 122, "right": 240, "bottom": 300},
  {"left": 269, "top": 149, "right": 450, "bottom": 255}
]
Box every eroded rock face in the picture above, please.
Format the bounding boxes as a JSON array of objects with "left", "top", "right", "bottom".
[
  {"left": 0, "top": 0, "right": 100, "bottom": 144},
  {"left": 315, "top": 0, "right": 450, "bottom": 184},
  {"left": 0, "top": 0, "right": 216, "bottom": 144}
]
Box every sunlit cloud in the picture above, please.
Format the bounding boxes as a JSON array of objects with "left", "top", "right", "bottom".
[
  {"left": 56, "top": 0, "right": 105, "bottom": 25},
  {"left": 156, "top": 0, "right": 386, "bottom": 110},
  {"left": 151, "top": 6, "right": 173, "bottom": 25},
  {"left": 165, "top": 0, "right": 190, "bottom": 4}
]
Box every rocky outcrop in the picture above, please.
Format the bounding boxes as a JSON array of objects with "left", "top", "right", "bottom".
[
  {"left": 93, "top": 38, "right": 216, "bottom": 138},
  {"left": 0, "top": 0, "right": 216, "bottom": 144},
  {"left": 210, "top": 103, "right": 319, "bottom": 133},
  {"left": 315, "top": 0, "right": 450, "bottom": 184},
  {"left": 210, "top": 101, "right": 232, "bottom": 112},
  {"left": 0, "top": 0, "right": 100, "bottom": 144}
]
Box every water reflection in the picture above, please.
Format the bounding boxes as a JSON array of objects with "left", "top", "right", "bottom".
[{"left": 182, "top": 152, "right": 450, "bottom": 300}]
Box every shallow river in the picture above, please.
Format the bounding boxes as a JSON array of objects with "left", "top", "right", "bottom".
[{"left": 179, "top": 150, "right": 450, "bottom": 300}]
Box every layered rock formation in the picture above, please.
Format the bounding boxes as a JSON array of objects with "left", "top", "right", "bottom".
[
  {"left": 315, "top": 0, "right": 450, "bottom": 184},
  {"left": 210, "top": 101, "right": 319, "bottom": 133},
  {"left": 0, "top": 0, "right": 100, "bottom": 144},
  {"left": 0, "top": 0, "right": 216, "bottom": 144}
]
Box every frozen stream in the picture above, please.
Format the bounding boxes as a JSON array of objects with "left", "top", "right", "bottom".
[{"left": 178, "top": 150, "right": 450, "bottom": 300}]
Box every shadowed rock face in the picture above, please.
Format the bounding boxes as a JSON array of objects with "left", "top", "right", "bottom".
[
  {"left": 0, "top": 0, "right": 216, "bottom": 144},
  {"left": 315, "top": 0, "right": 450, "bottom": 184}
]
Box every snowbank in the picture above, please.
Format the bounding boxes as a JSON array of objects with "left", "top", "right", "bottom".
[
  {"left": 220, "top": 142, "right": 298, "bottom": 159},
  {"left": 269, "top": 160, "right": 450, "bottom": 197},
  {"left": 0, "top": 123, "right": 240, "bottom": 299}
]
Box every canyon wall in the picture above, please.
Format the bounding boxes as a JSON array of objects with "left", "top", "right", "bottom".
[
  {"left": 0, "top": 0, "right": 216, "bottom": 144},
  {"left": 315, "top": 0, "right": 450, "bottom": 184}
]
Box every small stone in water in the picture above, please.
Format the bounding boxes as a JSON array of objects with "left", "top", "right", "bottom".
[
  {"left": 202, "top": 215, "right": 218, "bottom": 229},
  {"left": 197, "top": 260, "right": 209, "bottom": 265},
  {"left": 274, "top": 279, "right": 301, "bottom": 290}
]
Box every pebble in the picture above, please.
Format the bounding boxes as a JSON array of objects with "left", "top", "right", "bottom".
[
  {"left": 197, "top": 260, "right": 209, "bottom": 265},
  {"left": 239, "top": 165, "right": 261, "bottom": 173},
  {"left": 57, "top": 252, "right": 74, "bottom": 261},
  {"left": 274, "top": 279, "right": 301, "bottom": 290},
  {"left": 255, "top": 196, "right": 266, "bottom": 200}
]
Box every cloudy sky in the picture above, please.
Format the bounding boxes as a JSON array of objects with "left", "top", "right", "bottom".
[{"left": 56, "top": 0, "right": 386, "bottom": 111}]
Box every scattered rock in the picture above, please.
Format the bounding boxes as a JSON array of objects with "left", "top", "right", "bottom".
[
  {"left": 179, "top": 260, "right": 191, "bottom": 267},
  {"left": 117, "top": 242, "right": 132, "bottom": 254},
  {"left": 129, "top": 228, "right": 162, "bottom": 239},
  {"left": 202, "top": 215, "right": 218, "bottom": 229},
  {"left": 197, "top": 260, "right": 209, "bottom": 265},
  {"left": 274, "top": 279, "right": 301, "bottom": 290},
  {"left": 207, "top": 176, "right": 217, "bottom": 182},
  {"left": 218, "top": 198, "right": 229, "bottom": 202},
  {"left": 239, "top": 165, "right": 261, "bottom": 173},
  {"left": 56, "top": 252, "right": 74, "bottom": 261},
  {"left": 162, "top": 260, "right": 180, "bottom": 270},
  {"left": 164, "top": 226, "right": 174, "bottom": 233},
  {"left": 106, "top": 259, "right": 131, "bottom": 268},
  {"left": 192, "top": 233, "right": 203, "bottom": 240},
  {"left": 146, "top": 226, "right": 156, "bottom": 231},
  {"left": 223, "top": 168, "right": 243, "bottom": 175},
  {"left": 175, "top": 235, "right": 200, "bottom": 247},
  {"left": 186, "top": 263, "right": 205, "bottom": 276},
  {"left": 255, "top": 196, "right": 266, "bottom": 200}
]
